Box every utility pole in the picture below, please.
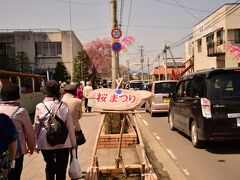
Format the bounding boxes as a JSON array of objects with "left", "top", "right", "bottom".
[
  {"left": 139, "top": 45, "right": 144, "bottom": 81},
  {"left": 163, "top": 46, "right": 167, "bottom": 80},
  {"left": 110, "top": 0, "right": 118, "bottom": 88},
  {"left": 147, "top": 58, "right": 150, "bottom": 82},
  {"left": 69, "top": 0, "right": 73, "bottom": 82}
]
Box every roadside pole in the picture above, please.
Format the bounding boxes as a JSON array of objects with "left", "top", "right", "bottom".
[{"left": 111, "top": 0, "right": 118, "bottom": 88}]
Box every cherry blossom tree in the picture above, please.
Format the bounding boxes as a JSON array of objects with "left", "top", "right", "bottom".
[{"left": 84, "top": 38, "right": 127, "bottom": 79}]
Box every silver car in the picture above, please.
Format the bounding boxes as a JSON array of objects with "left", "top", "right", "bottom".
[{"left": 145, "top": 80, "right": 178, "bottom": 116}]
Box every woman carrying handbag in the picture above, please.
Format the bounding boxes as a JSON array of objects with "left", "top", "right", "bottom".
[{"left": 62, "top": 84, "right": 86, "bottom": 158}]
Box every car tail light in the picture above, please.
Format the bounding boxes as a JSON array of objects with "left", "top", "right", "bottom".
[{"left": 201, "top": 98, "right": 212, "bottom": 118}]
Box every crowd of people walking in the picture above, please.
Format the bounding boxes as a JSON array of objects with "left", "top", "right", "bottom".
[{"left": 0, "top": 80, "right": 93, "bottom": 180}]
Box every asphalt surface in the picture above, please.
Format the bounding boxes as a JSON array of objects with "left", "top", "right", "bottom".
[{"left": 140, "top": 112, "right": 240, "bottom": 180}]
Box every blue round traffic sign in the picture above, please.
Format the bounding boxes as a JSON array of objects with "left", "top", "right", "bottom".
[{"left": 112, "top": 42, "right": 122, "bottom": 52}]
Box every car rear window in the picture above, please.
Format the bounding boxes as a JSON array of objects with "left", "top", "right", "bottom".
[
  {"left": 207, "top": 71, "right": 240, "bottom": 100},
  {"left": 130, "top": 82, "right": 143, "bottom": 89},
  {"left": 155, "top": 82, "right": 177, "bottom": 94}
]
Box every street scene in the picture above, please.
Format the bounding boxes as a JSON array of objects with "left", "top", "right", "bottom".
[{"left": 1, "top": 0, "right": 240, "bottom": 179}]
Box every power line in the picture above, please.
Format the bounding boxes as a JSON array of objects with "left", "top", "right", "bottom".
[
  {"left": 119, "top": 0, "right": 124, "bottom": 27},
  {"left": 173, "top": 0, "right": 201, "bottom": 20},
  {"left": 55, "top": 0, "right": 107, "bottom": 6},
  {"left": 169, "top": 2, "right": 240, "bottom": 49},
  {"left": 126, "top": 25, "right": 191, "bottom": 29},
  {"left": 125, "top": 0, "right": 132, "bottom": 36},
  {"left": 154, "top": 0, "right": 212, "bottom": 13}
]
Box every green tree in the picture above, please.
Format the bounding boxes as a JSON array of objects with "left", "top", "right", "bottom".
[
  {"left": 15, "top": 51, "right": 31, "bottom": 73},
  {"left": 73, "top": 50, "right": 90, "bottom": 82},
  {"left": 0, "top": 53, "right": 17, "bottom": 79},
  {"left": 53, "top": 61, "right": 70, "bottom": 82}
]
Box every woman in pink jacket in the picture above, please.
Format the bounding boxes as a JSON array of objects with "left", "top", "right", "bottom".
[
  {"left": 0, "top": 83, "right": 36, "bottom": 180},
  {"left": 33, "top": 80, "right": 76, "bottom": 180}
]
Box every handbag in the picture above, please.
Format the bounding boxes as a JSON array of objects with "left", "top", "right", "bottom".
[
  {"left": 68, "top": 149, "right": 82, "bottom": 179},
  {"left": 75, "top": 130, "right": 86, "bottom": 145}
]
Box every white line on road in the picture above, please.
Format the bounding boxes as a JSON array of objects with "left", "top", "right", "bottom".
[
  {"left": 182, "top": 169, "right": 190, "bottom": 176},
  {"left": 142, "top": 119, "right": 148, "bottom": 126},
  {"left": 137, "top": 113, "right": 190, "bottom": 178},
  {"left": 166, "top": 148, "right": 177, "bottom": 160},
  {"left": 155, "top": 136, "right": 161, "bottom": 140}
]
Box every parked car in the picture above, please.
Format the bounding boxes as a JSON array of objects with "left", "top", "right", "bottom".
[
  {"left": 129, "top": 80, "right": 144, "bottom": 91},
  {"left": 168, "top": 68, "right": 240, "bottom": 148},
  {"left": 145, "top": 80, "right": 178, "bottom": 116}
]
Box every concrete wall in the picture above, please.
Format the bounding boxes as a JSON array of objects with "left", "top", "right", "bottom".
[
  {"left": 20, "top": 92, "right": 44, "bottom": 115},
  {"left": 61, "top": 31, "right": 83, "bottom": 79}
]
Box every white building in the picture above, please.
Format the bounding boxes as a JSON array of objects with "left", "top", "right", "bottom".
[
  {"left": 186, "top": 3, "right": 240, "bottom": 71},
  {"left": 0, "top": 29, "right": 83, "bottom": 79}
]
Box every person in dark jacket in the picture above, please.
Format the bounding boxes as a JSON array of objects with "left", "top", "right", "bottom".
[{"left": 0, "top": 113, "right": 17, "bottom": 179}]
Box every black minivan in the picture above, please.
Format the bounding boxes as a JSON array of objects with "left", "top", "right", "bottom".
[{"left": 168, "top": 68, "right": 240, "bottom": 148}]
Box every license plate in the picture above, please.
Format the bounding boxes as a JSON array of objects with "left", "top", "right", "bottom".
[
  {"left": 228, "top": 113, "right": 240, "bottom": 118},
  {"left": 163, "top": 98, "right": 170, "bottom": 103},
  {"left": 237, "top": 118, "right": 240, "bottom": 127}
]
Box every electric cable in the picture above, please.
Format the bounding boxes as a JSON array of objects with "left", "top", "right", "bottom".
[
  {"left": 168, "top": 1, "right": 240, "bottom": 49},
  {"left": 173, "top": 0, "right": 201, "bottom": 20},
  {"left": 125, "top": 0, "right": 133, "bottom": 36},
  {"left": 154, "top": 0, "right": 212, "bottom": 13}
]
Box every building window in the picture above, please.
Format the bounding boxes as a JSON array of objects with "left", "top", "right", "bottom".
[
  {"left": 235, "top": 29, "right": 240, "bottom": 43},
  {"left": 0, "top": 43, "right": 15, "bottom": 58},
  {"left": 217, "top": 29, "right": 224, "bottom": 45},
  {"left": 206, "top": 34, "right": 214, "bottom": 45},
  {"left": 35, "top": 42, "right": 62, "bottom": 57},
  {"left": 0, "top": 43, "right": 6, "bottom": 55},
  {"left": 197, "top": 39, "right": 202, "bottom": 53}
]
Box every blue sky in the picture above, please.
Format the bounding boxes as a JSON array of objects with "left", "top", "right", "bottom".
[{"left": 0, "top": 0, "right": 234, "bottom": 73}]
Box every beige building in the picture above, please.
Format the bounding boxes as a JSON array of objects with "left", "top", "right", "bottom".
[
  {"left": 186, "top": 3, "right": 240, "bottom": 71},
  {"left": 0, "top": 29, "right": 83, "bottom": 80}
]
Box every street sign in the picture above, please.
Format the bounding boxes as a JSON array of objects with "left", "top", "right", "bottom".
[
  {"left": 111, "top": 28, "right": 122, "bottom": 39},
  {"left": 88, "top": 88, "right": 153, "bottom": 111},
  {"left": 112, "top": 42, "right": 122, "bottom": 52}
]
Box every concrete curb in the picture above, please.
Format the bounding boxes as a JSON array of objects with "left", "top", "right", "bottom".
[{"left": 136, "top": 114, "right": 187, "bottom": 180}]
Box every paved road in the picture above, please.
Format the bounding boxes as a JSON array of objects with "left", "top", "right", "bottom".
[{"left": 140, "top": 112, "right": 240, "bottom": 180}]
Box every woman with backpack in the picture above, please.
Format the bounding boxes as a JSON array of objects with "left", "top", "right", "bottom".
[
  {"left": 0, "top": 83, "right": 36, "bottom": 180},
  {"left": 33, "top": 80, "right": 76, "bottom": 180}
]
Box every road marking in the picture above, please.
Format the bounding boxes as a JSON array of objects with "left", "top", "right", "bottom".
[
  {"left": 137, "top": 114, "right": 148, "bottom": 126},
  {"left": 155, "top": 136, "right": 161, "bottom": 140},
  {"left": 142, "top": 119, "right": 148, "bottom": 126},
  {"left": 166, "top": 148, "right": 177, "bottom": 160},
  {"left": 182, "top": 169, "right": 190, "bottom": 176},
  {"left": 137, "top": 112, "right": 190, "bottom": 177}
]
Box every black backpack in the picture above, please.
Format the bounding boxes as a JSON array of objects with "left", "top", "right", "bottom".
[{"left": 43, "top": 102, "right": 68, "bottom": 146}]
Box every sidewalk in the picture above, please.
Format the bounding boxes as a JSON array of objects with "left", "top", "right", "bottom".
[
  {"left": 21, "top": 109, "right": 187, "bottom": 180},
  {"left": 21, "top": 110, "right": 103, "bottom": 180}
]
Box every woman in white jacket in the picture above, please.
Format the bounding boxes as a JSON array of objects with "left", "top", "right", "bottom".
[{"left": 34, "top": 80, "right": 76, "bottom": 180}]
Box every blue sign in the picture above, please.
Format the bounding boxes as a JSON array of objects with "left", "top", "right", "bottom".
[{"left": 112, "top": 42, "right": 122, "bottom": 52}]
